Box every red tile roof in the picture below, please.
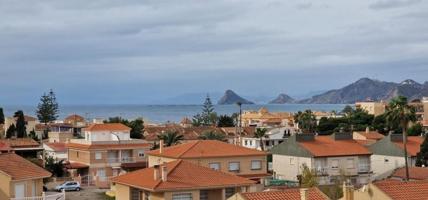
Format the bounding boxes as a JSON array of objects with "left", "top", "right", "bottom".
[
  {"left": 393, "top": 136, "right": 424, "bottom": 156},
  {"left": 147, "top": 140, "right": 267, "bottom": 158},
  {"left": 64, "top": 114, "right": 85, "bottom": 123},
  {"left": 356, "top": 131, "right": 385, "bottom": 140},
  {"left": 144, "top": 126, "right": 227, "bottom": 141},
  {"left": 44, "top": 142, "right": 66, "bottom": 152},
  {"left": 84, "top": 123, "right": 131, "bottom": 132},
  {"left": 298, "top": 136, "right": 371, "bottom": 157},
  {"left": 239, "top": 188, "right": 328, "bottom": 200},
  {"left": 112, "top": 160, "right": 255, "bottom": 191},
  {"left": 0, "top": 138, "right": 40, "bottom": 148},
  {"left": 374, "top": 179, "right": 428, "bottom": 200},
  {"left": 0, "top": 141, "right": 12, "bottom": 152},
  {"left": 392, "top": 167, "right": 428, "bottom": 180},
  {"left": 0, "top": 153, "right": 51, "bottom": 180}
]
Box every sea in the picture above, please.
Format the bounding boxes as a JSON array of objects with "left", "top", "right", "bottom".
[{"left": 1, "top": 104, "right": 349, "bottom": 124}]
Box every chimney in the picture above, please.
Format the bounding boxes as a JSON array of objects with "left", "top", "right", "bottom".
[
  {"left": 153, "top": 165, "right": 161, "bottom": 180},
  {"left": 300, "top": 188, "right": 308, "bottom": 200},
  {"left": 342, "top": 182, "right": 354, "bottom": 200},
  {"left": 365, "top": 126, "right": 370, "bottom": 133},
  {"left": 161, "top": 164, "right": 168, "bottom": 182},
  {"left": 159, "top": 140, "right": 164, "bottom": 154}
]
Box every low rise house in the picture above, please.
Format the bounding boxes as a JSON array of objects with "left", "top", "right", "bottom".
[
  {"left": 64, "top": 114, "right": 87, "bottom": 134},
  {"left": 355, "top": 101, "right": 386, "bottom": 116},
  {"left": 240, "top": 107, "right": 294, "bottom": 127},
  {"left": 3, "top": 115, "right": 37, "bottom": 138},
  {"left": 0, "top": 153, "right": 51, "bottom": 199},
  {"left": 147, "top": 140, "right": 269, "bottom": 185},
  {"left": 66, "top": 123, "right": 151, "bottom": 187},
  {"left": 271, "top": 133, "right": 372, "bottom": 186},
  {"left": 348, "top": 179, "right": 428, "bottom": 200},
  {"left": 369, "top": 134, "right": 424, "bottom": 179},
  {"left": 242, "top": 126, "right": 297, "bottom": 150},
  {"left": 43, "top": 142, "right": 67, "bottom": 160},
  {"left": 352, "top": 128, "right": 384, "bottom": 146},
  {"left": 391, "top": 167, "right": 428, "bottom": 181},
  {"left": 228, "top": 187, "right": 329, "bottom": 200},
  {"left": 144, "top": 125, "right": 228, "bottom": 143},
  {"left": 0, "top": 138, "right": 43, "bottom": 158},
  {"left": 0, "top": 141, "right": 12, "bottom": 153},
  {"left": 112, "top": 160, "right": 256, "bottom": 200}
]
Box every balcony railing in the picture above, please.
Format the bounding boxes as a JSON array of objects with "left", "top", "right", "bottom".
[
  {"left": 358, "top": 164, "right": 371, "bottom": 173},
  {"left": 313, "top": 167, "right": 329, "bottom": 176},
  {"left": 107, "top": 157, "right": 136, "bottom": 164}
]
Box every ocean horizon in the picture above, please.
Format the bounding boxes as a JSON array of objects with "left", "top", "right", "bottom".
[{"left": 1, "top": 104, "right": 349, "bottom": 123}]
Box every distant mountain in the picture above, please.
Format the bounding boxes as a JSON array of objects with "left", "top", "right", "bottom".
[
  {"left": 218, "top": 90, "right": 254, "bottom": 105},
  {"left": 269, "top": 93, "right": 295, "bottom": 104},
  {"left": 298, "top": 78, "right": 428, "bottom": 104}
]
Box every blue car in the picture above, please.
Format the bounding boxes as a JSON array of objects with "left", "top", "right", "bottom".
[{"left": 55, "top": 181, "right": 81, "bottom": 191}]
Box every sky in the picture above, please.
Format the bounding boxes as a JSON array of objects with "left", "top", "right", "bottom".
[{"left": 1, "top": 0, "right": 428, "bottom": 105}]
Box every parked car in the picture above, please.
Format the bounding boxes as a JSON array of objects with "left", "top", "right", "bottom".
[{"left": 55, "top": 181, "right": 81, "bottom": 191}]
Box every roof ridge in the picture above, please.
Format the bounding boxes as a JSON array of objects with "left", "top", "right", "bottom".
[
  {"left": 176, "top": 140, "right": 201, "bottom": 158},
  {"left": 153, "top": 160, "right": 182, "bottom": 190}
]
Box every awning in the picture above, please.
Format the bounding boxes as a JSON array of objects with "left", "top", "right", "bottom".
[
  {"left": 65, "top": 162, "right": 89, "bottom": 169},
  {"left": 120, "top": 161, "right": 147, "bottom": 169}
]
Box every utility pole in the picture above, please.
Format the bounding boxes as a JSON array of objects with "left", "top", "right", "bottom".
[{"left": 236, "top": 102, "right": 242, "bottom": 145}]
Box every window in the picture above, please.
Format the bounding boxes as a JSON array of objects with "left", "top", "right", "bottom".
[
  {"left": 138, "top": 150, "right": 145, "bottom": 157},
  {"left": 384, "top": 157, "right": 389, "bottom": 163},
  {"left": 251, "top": 160, "right": 262, "bottom": 170},
  {"left": 229, "top": 162, "right": 240, "bottom": 172},
  {"left": 249, "top": 140, "right": 253, "bottom": 145},
  {"left": 76, "top": 151, "right": 79, "bottom": 158},
  {"left": 200, "top": 190, "right": 208, "bottom": 200},
  {"left": 172, "top": 193, "right": 192, "bottom": 200},
  {"left": 245, "top": 140, "right": 248, "bottom": 146},
  {"left": 346, "top": 159, "right": 354, "bottom": 169},
  {"left": 95, "top": 152, "right": 102, "bottom": 160},
  {"left": 209, "top": 162, "right": 220, "bottom": 171},
  {"left": 225, "top": 188, "right": 235, "bottom": 198},
  {"left": 290, "top": 158, "right": 295, "bottom": 165},
  {"left": 331, "top": 159, "right": 339, "bottom": 169},
  {"left": 131, "top": 188, "right": 141, "bottom": 200}
]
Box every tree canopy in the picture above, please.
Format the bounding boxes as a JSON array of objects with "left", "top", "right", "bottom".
[
  {"left": 36, "top": 89, "right": 59, "bottom": 124},
  {"left": 198, "top": 130, "right": 226, "bottom": 141},
  {"left": 217, "top": 114, "right": 235, "bottom": 127},
  {"left": 193, "top": 95, "right": 218, "bottom": 126},
  {"left": 294, "top": 110, "right": 317, "bottom": 133},
  {"left": 14, "top": 110, "right": 26, "bottom": 138},
  {"left": 158, "top": 130, "right": 184, "bottom": 147}
]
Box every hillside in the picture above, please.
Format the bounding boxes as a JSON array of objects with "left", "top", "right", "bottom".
[
  {"left": 217, "top": 90, "right": 254, "bottom": 105},
  {"left": 269, "top": 93, "right": 295, "bottom": 104}
]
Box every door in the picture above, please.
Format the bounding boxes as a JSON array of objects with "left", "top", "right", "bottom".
[
  {"left": 97, "top": 169, "right": 106, "bottom": 181},
  {"left": 15, "top": 183, "right": 25, "bottom": 198}
]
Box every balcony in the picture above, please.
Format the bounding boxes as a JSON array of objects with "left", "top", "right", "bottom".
[
  {"left": 107, "top": 157, "right": 136, "bottom": 164},
  {"left": 358, "top": 164, "right": 371, "bottom": 173},
  {"left": 312, "top": 167, "right": 329, "bottom": 176}
]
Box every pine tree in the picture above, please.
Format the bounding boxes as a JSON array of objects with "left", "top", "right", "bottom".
[
  {"left": 0, "top": 107, "right": 4, "bottom": 124},
  {"left": 201, "top": 95, "right": 217, "bottom": 126},
  {"left": 14, "top": 110, "right": 26, "bottom": 138},
  {"left": 416, "top": 136, "right": 428, "bottom": 167},
  {"left": 36, "top": 89, "right": 59, "bottom": 138},
  {"left": 6, "top": 124, "right": 16, "bottom": 138}
]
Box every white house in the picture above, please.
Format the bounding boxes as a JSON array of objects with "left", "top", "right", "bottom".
[
  {"left": 271, "top": 133, "right": 372, "bottom": 186},
  {"left": 242, "top": 126, "right": 297, "bottom": 150},
  {"left": 43, "top": 142, "right": 67, "bottom": 160}
]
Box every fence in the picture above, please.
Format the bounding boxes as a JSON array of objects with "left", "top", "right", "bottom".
[{"left": 10, "top": 191, "right": 65, "bottom": 200}]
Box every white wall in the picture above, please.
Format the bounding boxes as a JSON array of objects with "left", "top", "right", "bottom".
[
  {"left": 273, "top": 154, "right": 312, "bottom": 181},
  {"left": 85, "top": 131, "right": 130, "bottom": 141},
  {"left": 371, "top": 155, "right": 416, "bottom": 179}
]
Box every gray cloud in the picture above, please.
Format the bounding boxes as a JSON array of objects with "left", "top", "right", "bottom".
[
  {"left": 0, "top": 0, "right": 427, "bottom": 104},
  {"left": 369, "top": 0, "right": 421, "bottom": 9}
]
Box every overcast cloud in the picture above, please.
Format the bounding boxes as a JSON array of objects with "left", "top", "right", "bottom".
[{"left": 1, "top": 0, "right": 428, "bottom": 104}]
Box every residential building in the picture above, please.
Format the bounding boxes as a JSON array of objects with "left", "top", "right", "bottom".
[
  {"left": 146, "top": 140, "right": 269, "bottom": 185},
  {"left": 0, "top": 138, "right": 43, "bottom": 158},
  {"left": 240, "top": 107, "right": 294, "bottom": 127},
  {"left": 228, "top": 187, "right": 329, "bottom": 200},
  {"left": 352, "top": 128, "right": 384, "bottom": 146},
  {"left": 0, "top": 141, "right": 12, "bottom": 153},
  {"left": 271, "top": 133, "right": 372, "bottom": 186},
  {"left": 346, "top": 179, "right": 428, "bottom": 200},
  {"left": 391, "top": 167, "right": 428, "bottom": 181},
  {"left": 43, "top": 142, "right": 67, "bottom": 160},
  {"left": 112, "top": 160, "right": 256, "bottom": 200},
  {"left": 369, "top": 134, "right": 424, "bottom": 179},
  {"left": 242, "top": 126, "right": 297, "bottom": 150},
  {"left": 3, "top": 115, "right": 37, "bottom": 138},
  {"left": 355, "top": 101, "right": 386, "bottom": 116},
  {"left": 0, "top": 153, "right": 51, "bottom": 199},
  {"left": 64, "top": 114, "right": 87, "bottom": 134},
  {"left": 144, "top": 125, "right": 230, "bottom": 143},
  {"left": 66, "top": 123, "right": 151, "bottom": 186}
]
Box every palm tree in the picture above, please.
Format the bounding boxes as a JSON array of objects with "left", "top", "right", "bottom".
[
  {"left": 157, "top": 130, "right": 184, "bottom": 147},
  {"left": 198, "top": 130, "right": 226, "bottom": 141},
  {"left": 384, "top": 96, "right": 416, "bottom": 181},
  {"left": 254, "top": 128, "right": 267, "bottom": 151},
  {"left": 294, "top": 110, "right": 317, "bottom": 133}
]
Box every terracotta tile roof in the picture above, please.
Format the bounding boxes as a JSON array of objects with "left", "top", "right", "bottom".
[
  {"left": 112, "top": 160, "right": 255, "bottom": 191},
  {"left": 392, "top": 167, "right": 428, "bottom": 180},
  {"left": 84, "top": 123, "right": 131, "bottom": 132},
  {"left": 393, "top": 136, "right": 424, "bottom": 156},
  {"left": 354, "top": 139, "right": 376, "bottom": 146},
  {"left": 0, "top": 138, "right": 40, "bottom": 148},
  {"left": 239, "top": 187, "right": 328, "bottom": 200},
  {"left": 64, "top": 114, "right": 85, "bottom": 123},
  {"left": 298, "top": 136, "right": 371, "bottom": 157},
  {"left": 44, "top": 142, "right": 66, "bottom": 152},
  {"left": 144, "top": 126, "right": 227, "bottom": 141},
  {"left": 66, "top": 142, "right": 151, "bottom": 150},
  {"left": 0, "top": 141, "right": 12, "bottom": 151},
  {"left": 355, "top": 131, "right": 385, "bottom": 140},
  {"left": 221, "top": 127, "right": 256, "bottom": 137},
  {"left": 180, "top": 117, "right": 192, "bottom": 124},
  {"left": 374, "top": 179, "right": 428, "bottom": 200},
  {"left": 0, "top": 153, "right": 51, "bottom": 180},
  {"left": 147, "top": 140, "right": 267, "bottom": 158}
]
